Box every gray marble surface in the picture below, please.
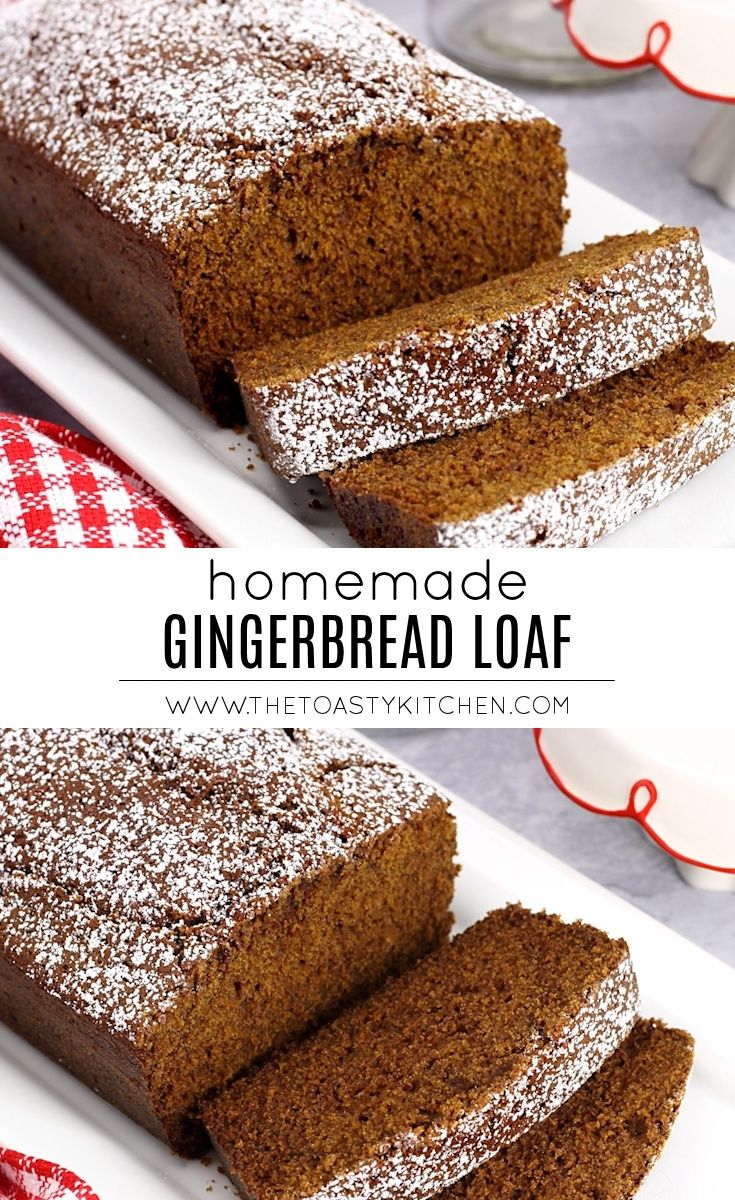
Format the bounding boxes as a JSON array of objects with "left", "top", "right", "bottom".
[{"left": 370, "top": 728, "right": 735, "bottom": 969}]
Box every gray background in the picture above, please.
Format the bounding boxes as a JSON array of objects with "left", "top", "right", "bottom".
[
  {"left": 2, "top": 0, "right": 734, "bottom": 424},
  {"left": 371, "top": 728, "right": 735, "bottom": 968}
]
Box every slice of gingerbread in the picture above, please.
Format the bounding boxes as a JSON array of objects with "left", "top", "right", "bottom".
[
  {"left": 205, "top": 905, "right": 638, "bottom": 1200},
  {"left": 442, "top": 1019, "right": 694, "bottom": 1200},
  {"left": 325, "top": 339, "right": 735, "bottom": 548},
  {"left": 236, "top": 227, "right": 713, "bottom": 479}
]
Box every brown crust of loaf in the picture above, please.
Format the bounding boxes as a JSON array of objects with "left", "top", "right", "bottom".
[
  {"left": 0, "top": 139, "right": 208, "bottom": 403},
  {"left": 0, "top": 730, "right": 456, "bottom": 1156},
  {"left": 325, "top": 484, "right": 440, "bottom": 546},
  {"left": 442, "top": 1019, "right": 695, "bottom": 1200},
  {"left": 324, "top": 340, "right": 735, "bottom": 547},
  {"left": 0, "top": 952, "right": 170, "bottom": 1141},
  {"left": 205, "top": 905, "right": 638, "bottom": 1200},
  {"left": 0, "top": 2, "right": 566, "bottom": 425},
  {"left": 237, "top": 227, "right": 713, "bottom": 479}
]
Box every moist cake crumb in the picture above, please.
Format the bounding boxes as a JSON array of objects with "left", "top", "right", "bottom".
[
  {"left": 237, "top": 227, "right": 713, "bottom": 479},
  {"left": 442, "top": 1019, "right": 694, "bottom": 1200},
  {"left": 325, "top": 339, "right": 735, "bottom": 547},
  {"left": 205, "top": 905, "right": 638, "bottom": 1200}
]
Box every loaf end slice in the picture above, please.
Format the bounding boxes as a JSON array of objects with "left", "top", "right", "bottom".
[
  {"left": 442, "top": 1019, "right": 694, "bottom": 1200},
  {"left": 238, "top": 226, "right": 713, "bottom": 479},
  {"left": 325, "top": 339, "right": 735, "bottom": 547},
  {"left": 205, "top": 905, "right": 638, "bottom": 1200}
]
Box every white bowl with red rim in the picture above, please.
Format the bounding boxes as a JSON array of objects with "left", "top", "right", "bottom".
[
  {"left": 554, "top": 0, "right": 735, "bottom": 206},
  {"left": 535, "top": 728, "right": 735, "bottom": 890},
  {"left": 554, "top": 0, "right": 735, "bottom": 101}
]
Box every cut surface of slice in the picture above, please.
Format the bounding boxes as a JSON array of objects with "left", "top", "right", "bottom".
[
  {"left": 205, "top": 905, "right": 638, "bottom": 1200},
  {"left": 442, "top": 1019, "right": 694, "bottom": 1200},
  {"left": 325, "top": 339, "right": 735, "bottom": 547},
  {"left": 236, "top": 227, "right": 713, "bottom": 478}
]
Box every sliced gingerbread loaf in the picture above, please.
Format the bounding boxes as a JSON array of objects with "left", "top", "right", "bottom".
[
  {"left": 205, "top": 905, "right": 638, "bottom": 1200},
  {"left": 325, "top": 338, "right": 735, "bottom": 547},
  {"left": 237, "top": 227, "right": 713, "bottom": 479},
  {"left": 0, "top": 0, "right": 566, "bottom": 422},
  {"left": 441, "top": 1019, "right": 694, "bottom": 1200},
  {"left": 0, "top": 729, "right": 456, "bottom": 1156}
]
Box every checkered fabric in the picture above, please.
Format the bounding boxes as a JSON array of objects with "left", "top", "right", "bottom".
[
  {"left": 0, "top": 1149, "right": 99, "bottom": 1200},
  {"left": 0, "top": 415, "right": 214, "bottom": 547}
]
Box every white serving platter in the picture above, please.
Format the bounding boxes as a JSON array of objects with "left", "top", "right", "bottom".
[
  {"left": 1, "top": 787, "right": 733, "bottom": 1199},
  {"left": 2, "top": 172, "right": 735, "bottom": 548}
]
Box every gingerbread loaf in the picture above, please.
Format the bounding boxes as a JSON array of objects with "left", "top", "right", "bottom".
[
  {"left": 0, "top": 728, "right": 456, "bottom": 1156},
  {"left": 0, "top": 0, "right": 566, "bottom": 423},
  {"left": 205, "top": 905, "right": 638, "bottom": 1200},
  {"left": 237, "top": 227, "right": 714, "bottom": 479},
  {"left": 326, "top": 339, "right": 735, "bottom": 547},
  {"left": 441, "top": 1019, "right": 694, "bottom": 1200}
]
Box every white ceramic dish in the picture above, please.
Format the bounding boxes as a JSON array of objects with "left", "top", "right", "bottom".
[
  {"left": 2, "top": 172, "right": 735, "bottom": 547},
  {"left": 1, "top": 786, "right": 733, "bottom": 1199},
  {"left": 558, "top": 0, "right": 735, "bottom": 210},
  {"left": 559, "top": 0, "right": 735, "bottom": 102},
  {"left": 535, "top": 728, "right": 735, "bottom": 891}
]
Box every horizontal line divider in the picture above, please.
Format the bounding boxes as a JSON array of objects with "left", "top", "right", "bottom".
[{"left": 118, "top": 678, "right": 616, "bottom": 685}]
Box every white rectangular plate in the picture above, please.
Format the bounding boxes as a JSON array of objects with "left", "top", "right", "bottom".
[
  {"left": 1, "top": 787, "right": 732, "bottom": 1199},
  {"left": 2, "top": 172, "right": 735, "bottom": 547}
]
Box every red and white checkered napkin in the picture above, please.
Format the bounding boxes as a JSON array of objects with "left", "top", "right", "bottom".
[
  {"left": 0, "top": 1148, "right": 99, "bottom": 1200},
  {"left": 0, "top": 415, "right": 214, "bottom": 547}
]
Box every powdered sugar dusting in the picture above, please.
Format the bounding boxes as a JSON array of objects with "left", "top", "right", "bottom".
[
  {"left": 0, "top": 0, "right": 544, "bottom": 241},
  {"left": 305, "top": 956, "right": 637, "bottom": 1200},
  {"left": 435, "top": 388, "right": 735, "bottom": 548},
  {"left": 0, "top": 729, "right": 443, "bottom": 1039},
  {"left": 244, "top": 231, "right": 714, "bottom": 479}
]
